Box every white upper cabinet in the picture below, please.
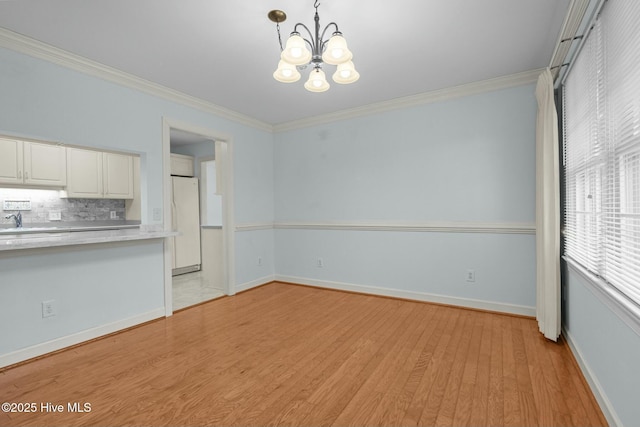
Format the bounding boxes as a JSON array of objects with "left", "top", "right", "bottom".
[
  {"left": 65, "top": 147, "right": 134, "bottom": 199},
  {"left": 23, "top": 141, "right": 67, "bottom": 186},
  {"left": 0, "top": 137, "right": 23, "bottom": 184},
  {"left": 103, "top": 152, "right": 134, "bottom": 199},
  {"left": 0, "top": 137, "right": 66, "bottom": 186},
  {"left": 65, "top": 147, "right": 104, "bottom": 198},
  {"left": 170, "top": 153, "right": 195, "bottom": 177}
]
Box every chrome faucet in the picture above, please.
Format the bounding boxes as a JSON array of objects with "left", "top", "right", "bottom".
[{"left": 5, "top": 211, "right": 22, "bottom": 228}]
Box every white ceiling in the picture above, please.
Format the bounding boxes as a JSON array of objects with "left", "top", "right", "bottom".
[{"left": 0, "top": 0, "right": 570, "bottom": 127}]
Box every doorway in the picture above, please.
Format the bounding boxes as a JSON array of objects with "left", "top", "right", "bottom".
[{"left": 162, "top": 119, "right": 235, "bottom": 315}]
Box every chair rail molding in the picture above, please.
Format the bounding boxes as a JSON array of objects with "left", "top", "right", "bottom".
[{"left": 245, "top": 220, "right": 536, "bottom": 235}]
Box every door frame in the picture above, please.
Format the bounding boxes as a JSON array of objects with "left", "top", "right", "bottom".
[{"left": 161, "top": 118, "right": 236, "bottom": 316}]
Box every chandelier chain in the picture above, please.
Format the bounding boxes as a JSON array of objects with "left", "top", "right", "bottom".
[{"left": 276, "top": 21, "right": 284, "bottom": 51}]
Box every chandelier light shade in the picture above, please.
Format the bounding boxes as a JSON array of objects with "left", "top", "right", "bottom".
[
  {"left": 273, "top": 60, "right": 301, "bottom": 83},
  {"left": 281, "top": 33, "right": 312, "bottom": 65},
  {"left": 304, "top": 67, "right": 330, "bottom": 92},
  {"left": 332, "top": 60, "right": 359, "bottom": 84},
  {"left": 321, "top": 33, "right": 352, "bottom": 65},
  {"left": 268, "top": 1, "right": 359, "bottom": 93}
]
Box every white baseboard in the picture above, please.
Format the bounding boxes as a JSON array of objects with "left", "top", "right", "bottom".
[
  {"left": 275, "top": 275, "right": 535, "bottom": 317},
  {"left": 234, "top": 274, "right": 276, "bottom": 294},
  {"left": 0, "top": 308, "right": 165, "bottom": 369},
  {"left": 562, "top": 327, "right": 621, "bottom": 427}
]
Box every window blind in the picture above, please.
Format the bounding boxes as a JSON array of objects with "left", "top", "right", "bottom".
[{"left": 564, "top": 0, "right": 640, "bottom": 306}]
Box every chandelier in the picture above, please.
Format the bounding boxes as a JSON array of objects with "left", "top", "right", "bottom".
[{"left": 268, "top": 1, "right": 359, "bottom": 93}]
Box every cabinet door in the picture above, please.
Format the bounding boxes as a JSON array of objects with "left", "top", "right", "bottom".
[
  {"left": 170, "top": 154, "right": 194, "bottom": 177},
  {"left": 103, "top": 153, "right": 133, "bottom": 199},
  {"left": 0, "top": 137, "right": 23, "bottom": 184},
  {"left": 23, "top": 141, "right": 67, "bottom": 186},
  {"left": 66, "top": 148, "right": 103, "bottom": 198}
]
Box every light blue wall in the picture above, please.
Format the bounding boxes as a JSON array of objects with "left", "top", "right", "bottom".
[
  {"left": 274, "top": 84, "right": 537, "bottom": 309},
  {"left": 0, "top": 47, "right": 275, "bottom": 227},
  {"left": 0, "top": 241, "right": 164, "bottom": 355},
  {"left": 564, "top": 266, "right": 640, "bottom": 426},
  {"left": 275, "top": 86, "right": 536, "bottom": 223},
  {"left": 0, "top": 46, "right": 275, "bottom": 359},
  {"left": 171, "top": 141, "right": 214, "bottom": 159}
]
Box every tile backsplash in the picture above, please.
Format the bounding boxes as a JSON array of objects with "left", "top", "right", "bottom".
[{"left": 0, "top": 188, "right": 125, "bottom": 224}]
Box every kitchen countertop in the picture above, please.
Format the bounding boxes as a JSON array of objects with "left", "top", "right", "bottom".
[
  {"left": 0, "top": 224, "right": 176, "bottom": 252},
  {"left": 0, "top": 220, "right": 141, "bottom": 234}
]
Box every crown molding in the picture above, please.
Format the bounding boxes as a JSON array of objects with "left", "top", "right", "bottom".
[
  {"left": 0, "top": 27, "right": 273, "bottom": 133},
  {"left": 273, "top": 68, "right": 543, "bottom": 132},
  {"left": 1, "top": 27, "right": 542, "bottom": 135}
]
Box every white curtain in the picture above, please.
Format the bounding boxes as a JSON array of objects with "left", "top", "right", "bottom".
[{"left": 535, "top": 68, "right": 561, "bottom": 341}]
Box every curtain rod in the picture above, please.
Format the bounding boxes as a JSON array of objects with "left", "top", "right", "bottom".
[{"left": 556, "top": 0, "right": 608, "bottom": 87}]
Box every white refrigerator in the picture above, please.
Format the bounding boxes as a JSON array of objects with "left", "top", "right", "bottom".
[{"left": 171, "top": 176, "right": 201, "bottom": 275}]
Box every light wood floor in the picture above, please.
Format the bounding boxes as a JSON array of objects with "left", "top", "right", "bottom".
[{"left": 0, "top": 282, "right": 607, "bottom": 427}]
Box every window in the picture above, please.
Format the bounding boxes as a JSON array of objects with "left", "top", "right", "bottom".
[{"left": 564, "top": 0, "right": 640, "bottom": 306}]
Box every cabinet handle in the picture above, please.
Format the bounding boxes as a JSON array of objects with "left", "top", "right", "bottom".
[
  {"left": 25, "top": 171, "right": 29, "bottom": 180},
  {"left": 18, "top": 171, "right": 22, "bottom": 179}
]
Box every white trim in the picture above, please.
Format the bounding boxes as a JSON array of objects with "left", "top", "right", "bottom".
[
  {"left": 275, "top": 275, "right": 535, "bottom": 317},
  {"left": 235, "top": 222, "right": 275, "bottom": 232},
  {"left": 234, "top": 221, "right": 536, "bottom": 234},
  {"left": 162, "top": 118, "right": 236, "bottom": 308},
  {"left": 273, "top": 69, "right": 542, "bottom": 132},
  {"left": 272, "top": 221, "right": 535, "bottom": 235},
  {"left": 0, "top": 27, "right": 542, "bottom": 133},
  {"left": 235, "top": 275, "right": 276, "bottom": 294},
  {"left": 564, "top": 257, "right": 640, "bottom": 337},
  {"left": 0, "top": 28, "right": 272, "bottom": 133},
  {"left": 0, "top": 308, "right": 164, "bottom": 369},
  {"left": 562, "top": 327, "right": 622, "bottom": 427}
]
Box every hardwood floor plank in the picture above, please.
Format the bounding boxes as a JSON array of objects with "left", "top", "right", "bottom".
[
  {"left": 433, "top": 311, "right": 474, "bottom": 426},
  {"left": 0, "top": 282, "right": 607, "bottom": 427},
  {"left": 407, "top": 307, "right": 467, "bottom": 426},
  {"left": 487, "top": 315, "right": 505, "bottom": 426},
  {"left": 511, "top": 317, "right": 540, "bottom": 427},
  {"left": 360, "top": 304, "right": 442, "bottom": 426},
  {"left": 300, "top": 302, "right": 419, "bottom": 426},
  {"left": 501, "top": 316, "right": 522, "bottom": 427},
  {"left": 249, "top": 295, "right": 395, "bottom": 426},
  {"left": 520, "top": 317, "right": 569, "bottom": 427},
  {"left": 451, "top": 313, "right": 484, "bottom": 427},
  {"left": 331, "top": 302, "right": 429, "bottom": 426},
  {"left": 469, "top": 312, "right": 492, "bottom": 426},
  {"left": 219, "top": 293, "right": 359, "bottom": 424}
]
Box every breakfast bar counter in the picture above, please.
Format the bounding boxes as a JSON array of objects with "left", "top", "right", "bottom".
[{"left": 0, "top": 225, "right": 176, "bottom": 252}]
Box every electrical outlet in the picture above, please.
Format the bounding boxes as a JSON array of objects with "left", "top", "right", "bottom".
[
  {"left": 258, "top": 257, "right": 263, "bottom": 266},
  {"left": 48, "top": 211, "right": 62, "bottom": 221},
  {"left": 110, "top": 211, "right": 117, "bottom": 219},
  {"left": 466, "top": 269, "right": 476, "bottom": 283},
  {"left": 317, "top": 258, "right": 324, "bottom": 268},
  {"left": 42, "top": 300, "right": 56, "bottom": 318}
]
